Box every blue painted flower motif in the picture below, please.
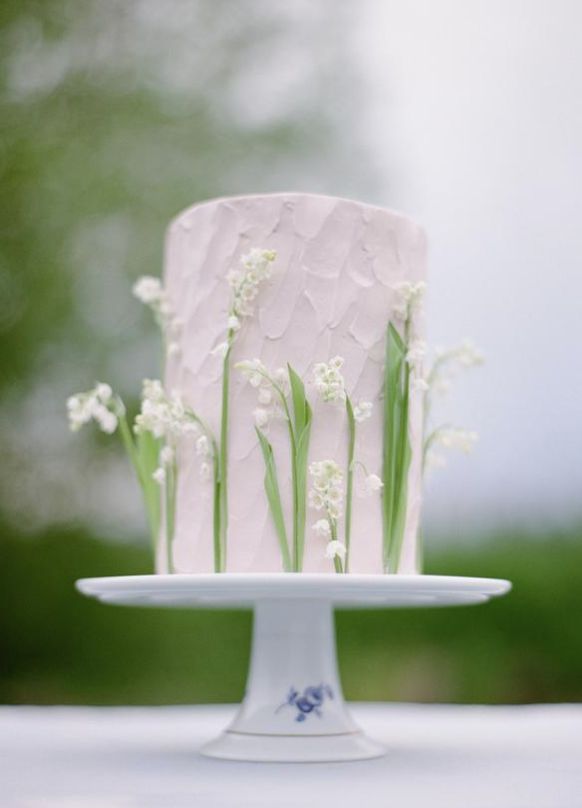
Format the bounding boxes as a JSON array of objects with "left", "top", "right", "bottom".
[{"left": 275, "top": 683, "right": 334, "bottom": 722}]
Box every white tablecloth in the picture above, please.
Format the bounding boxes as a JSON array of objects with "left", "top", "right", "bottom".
[{"left": 1, "top": 704, "right": 581, "bottom": 808}]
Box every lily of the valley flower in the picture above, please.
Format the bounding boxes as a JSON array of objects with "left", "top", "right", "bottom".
[
  {"left": 325, "top": 540, "right": 347, "bottom": 562},
  {"left": 132, "top": 276, "right": 163, "bottom": 305},
  {"left": 195, "top": 434, "right": 213, "bottom": 481},
  {"left": 353, "top": 400, "right": 373, "bottom": 423},
  {"left": 309, "top": 460, "right": 343, "bottom": 521},
  {"left": 391, "top": 280, "right": 426, "bottom": 321},
  {"left": 67, "top": 382, "right": 119, "bottom": 434},
  {"left": 228, "top": 248, "right": 277, "bottom": 320},
  {"left": 411, "top": 376, "right": 429, "bottom": 393},
  {"left": 422, "top": 337, "right": 483, "bottom": 479},
  {"left": 152, "top": 445, "right": 176, "bottom": 486},
  {"left": 435, "top": 339, "right": 484, "bottom": 369},
  {"left": 362, "top": 473, "right": 384, "bottom": 496},
  {"left": 434, "top": 427, "right": 478, "bottom": 453},
  {"left": 312, "top": 518, "right": 331, "bottom": 539},
  {"left": 236, "top": 359, "right": 288, "bottom": 429},
  {"left": 424, "top": 449, "right": 447, "bottom": 470},
  {"left": 134, "top": 379, "right": 198, "bottom": 441},
  {"left": 152, "top": 467, "right": 166, "bottom": 485},
  {"left": 133, "top": 275, "right": 183, "bottom": 358},
  {"left": 406, "top": 339, "right": 427, "bottom": 369},
  {"left": 429, "top": 339, "right": 485, "bottom": 394},
  {"left": 312, "top": 357, "right": 346, "bottom": 404}
]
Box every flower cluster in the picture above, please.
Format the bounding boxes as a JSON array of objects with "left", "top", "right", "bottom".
[
  {"left": 406, "top": 339, "right": 426, "bottom": 370},
  {"left": 424, "top": 450, "right": 447, "bottom": 470},
  {"left": 227, "top": 248, "right": 277, "bottom": 321},
  {"left": 67, "top": 383, "right": 119, "bottom": 434},
  {"left": 353, "top": 400, "right": 373, "bottom": 423},
  {"left": 435, "top": 427, "right": 478, "bottom": 453},
  {"left": 392, "top": 280, "right": 426, "bottom": 321},
  {"left": 236, "top": 359, "right": 288, "bottom": 429},
  {"left": 312, "top": 357, "right": 346, "bottom": 404},
  {"left": 429, "top": 339, "right": 485, "bottom": 394},
  {"left": 441, "top": 339, "right": 485, "bottom": 368},
  {"left": 404, "top": 338, "right": 429, "bottom": 393},
  {"left": 309, "top": 459, "right": 343, "bottom": 523},
  {"left": 426, "top": 427, "right": 479, "bottom": 471},
  {"left": 195, "top": 434, "right": 213, "bottom": 481},
  {"left": 132, "top": 276, "right": 183, "bottom": 358},
  {"left": 134, "top": 379, "right": 198, "bottom": 441}
]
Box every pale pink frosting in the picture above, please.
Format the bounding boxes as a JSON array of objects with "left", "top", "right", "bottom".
[{"left": 162, "top": 193, "right": 427, "bottom": 574}]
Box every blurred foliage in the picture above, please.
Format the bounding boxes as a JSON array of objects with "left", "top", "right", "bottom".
[
  {"left": 0, "top": 0, "right": 374, "bottom": 535},
  {"left": 1, "top": 2, "right": 580, "bottom": 710},
  {"left": 1, "top": 523, "right": 581, "bottom": 705},
  {"left": 0, "top": 0, "right": 362, "bottom": 394}
]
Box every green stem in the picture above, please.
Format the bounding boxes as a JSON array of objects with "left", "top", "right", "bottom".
[
  {"left": 189, "top": 412, "right": 221, "bottom": 572},
  {"left": 212, "top": 450, "right": 221, "bottom": 573},
  {"left": 118, "top": 410, "right": 158, "bottom": 550},
  {"left": 264, "top": 377, "right": 299, "bottom": 571},
  {"left": 422, "top": 422, "right": 453, "bottom": 475},
  {"left": 344, "top": 397, "right": 356, "bottom": 573},
  {"left": 388, "top": 319, "right": 411, "bottom": 573},
  {"left": 280, "top": 402, "right": 298, "bottom": 572},
  {"left": 164, "top": 460, "right": 176, "bottom": 574},
  {"left": 382, "top": 327, "right": 400, "bottom": 571},
  {"left": 117, "top": 411, "right": 139, "bottom": 471},
  {"left": 330, "top": 519, "right": 344, "bottom": 574},
  {"left": 218, "top": 330, "right": 234, "bottom": 572}
]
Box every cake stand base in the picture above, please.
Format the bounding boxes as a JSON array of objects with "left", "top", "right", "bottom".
[{"left": 76, "top": 574, "right": 511, "bottom": 763}]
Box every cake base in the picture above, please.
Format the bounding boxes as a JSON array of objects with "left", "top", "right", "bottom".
[{"left": 76, "top": 574, "right": 511, "bottom": 762}]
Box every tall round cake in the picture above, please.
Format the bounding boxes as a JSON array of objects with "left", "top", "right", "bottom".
[{"left": 162, "top": 193, "right": 427, "bottom": 574}]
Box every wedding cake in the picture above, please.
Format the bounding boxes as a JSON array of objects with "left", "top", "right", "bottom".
[
  {"left": 68, "top": 192, "right": 435, "bottom": 576},
  {"left": 162, "top": 193, "right": 427, "bottom": 574}
]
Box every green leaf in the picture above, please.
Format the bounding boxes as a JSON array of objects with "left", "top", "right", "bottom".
[
  {"left": 344, "top": 396, "right": 356, "bottom": 572},
  {"left": 256, "top": 428, "right": 292, "bottom": 572},
  {"left": 287, "top": 363, "right": 307, "bottom": 436},
  {"left": 135, "top": 429, "right": 162, "bottom": 552},
  {"left": 382, "top": 322, "right": 408, "bottom": 572},
  {"left": 388, "top": 424, "right": 411, "bottom": 573},
  {"left": 294, "top": 399, "right": 312, "bottom": 571},
  {"left": 136, "top": 429, "right": 160, "bottom": 477},
  {"left": 117, "top": 411, "right": 160, "bottom": 553},
  {"left": 164, "top": 459, "right": 177, "bottom": 573}
]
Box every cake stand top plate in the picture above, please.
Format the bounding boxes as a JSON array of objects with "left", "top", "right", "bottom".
[{"left": 76, "top": 573, "right": 511, "bottom": 610}]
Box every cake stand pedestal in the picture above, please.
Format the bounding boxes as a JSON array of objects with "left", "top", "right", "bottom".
[{"left": 76, "top": 573, "right": 511, "bottom": 762}]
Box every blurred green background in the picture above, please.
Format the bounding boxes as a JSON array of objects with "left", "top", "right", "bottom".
[{"left": 1, "top": 0, "right": 580, "bottom": 707}]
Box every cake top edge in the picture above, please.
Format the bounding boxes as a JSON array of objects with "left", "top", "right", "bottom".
[{"left": 167, "top": 191, "right": 425, "bottom": 236}]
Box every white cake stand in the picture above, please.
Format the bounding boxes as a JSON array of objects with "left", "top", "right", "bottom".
[{"left": 76, "top": 573, "right": 511, "bottom": 762}]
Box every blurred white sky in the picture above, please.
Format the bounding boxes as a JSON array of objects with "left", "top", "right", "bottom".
[{"left": 351, "top": 0, "right": 582, "bottom": 536}]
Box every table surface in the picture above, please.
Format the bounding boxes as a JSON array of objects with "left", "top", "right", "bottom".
[{"left": 1, "top": 704, "right": 581, "bottom": 808}]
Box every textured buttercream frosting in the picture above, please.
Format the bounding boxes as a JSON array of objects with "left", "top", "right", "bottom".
[{"left": 163, "top": 193, "right": 427, "bottom": 574}]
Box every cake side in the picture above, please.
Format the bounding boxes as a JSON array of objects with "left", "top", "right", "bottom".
[{"left": 162, "top": 193, "right": 427, "bottom": 574}]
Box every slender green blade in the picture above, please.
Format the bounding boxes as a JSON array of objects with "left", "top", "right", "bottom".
[
  {"left": 294, "top": 399, "right": 312, "bottom": 571},
  {"left": 344, "top": 396, "right": 356, "bottom": 572},
  {"left": 135, "top": 429, "right": 162, "bottom": 551},
  {"left": 388, "top": 422, "right": 411, "bottom": 572},
  {"left": 382, "top": 322, "right": 406, "bottom": 572},
  {"left": 136, "top": 429, "right": 160, "bottom": 477},
  {"left": 256, "top": 427, "right": 292, "bottom": 572},
  {"left": 287, "top": 364, "right": 307, "bottom": 436},
  {"left": 387, "top": 324, "right": 413, "bottom": 573}
]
